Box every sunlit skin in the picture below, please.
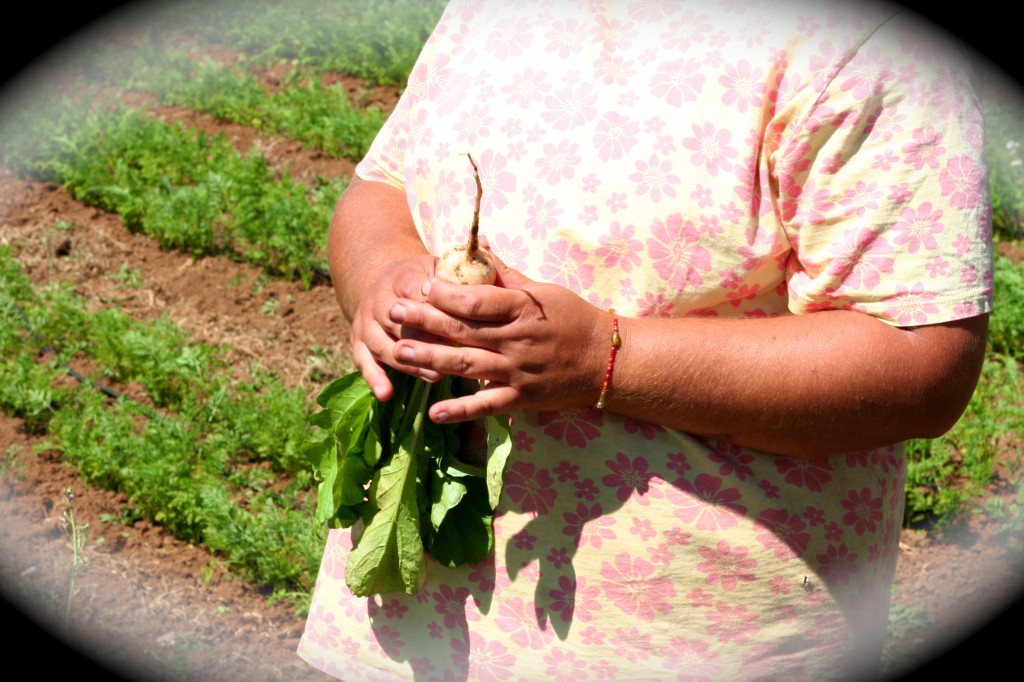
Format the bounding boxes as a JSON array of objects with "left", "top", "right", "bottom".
[{"left": 328, "top": 176, "right": 988, "bottom": 458}]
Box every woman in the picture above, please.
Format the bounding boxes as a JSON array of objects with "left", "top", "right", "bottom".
[{"left": 299, "top": 1, "right": 992, "bottom": 679}]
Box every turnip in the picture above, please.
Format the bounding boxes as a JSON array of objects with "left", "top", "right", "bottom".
[{"left": 434, "top": 154, "right": 496, "bottom": 286}]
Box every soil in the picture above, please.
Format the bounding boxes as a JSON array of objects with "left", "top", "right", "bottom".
[{"left": 1, "top": 21, "right": 1023, "bottom": 682}]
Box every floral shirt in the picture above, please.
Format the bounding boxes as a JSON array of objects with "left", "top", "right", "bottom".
[{"left": 299, "top": 1, "right": 992, "bottom": 680}]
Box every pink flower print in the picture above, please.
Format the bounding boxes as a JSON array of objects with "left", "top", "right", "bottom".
[
  {"left": 525, "top": 194, "right": 563, "bottom": 240},
  {"left": 629, "top": 154, "right": 680, "bottom": 203},
  {"left": 495, "top": 597, "right": 552, "bottom": 650},
  {"left": 369, "top": 625, "right": 405, "bottom": 654},
  {"left": 476, "top": 149, "right": 516, "bottom": 217},
  {"left": 705, "top": 601, "right": 760, "bottom": 644},
  {"left": 542, "top": 83, "right": 598, "bottom": 130},
  {"left": 893, "top": 201, "right": 944, "bottom": 254},
  {"left": 545, "top": 18, "right": 587, "bottom": 58},
  {"left": 939, "top": 154, "right": 985, "bottom": 211},
  {"left": 664, "top": 527, "right": 692, "bottom": 548},
  {"left": 540, "top": 403, "right": 602, "bottom": 446},
  {"left": 563, "top": 501, "right": 600, "bottom": 543},
  {"left": 593, "top": 111, "right": 639, "bottom": 162},
  {"left": 816, "top": 543, "right": 860, "bottom": 586},
  {"left": 825, "top": 225, "right": 895, "bottom": 291},
  {"left": 611, "top": 627, "right": 655, "bottom": 662},
  {"left": 490, "top": 232, "right": 529, "bottom": 272},
  {"left": 512, "top": 429, "right": 535, "bottom": 452},
  {"left": 696, "top": 540, "right": 758, "bottom": 591},
  {"left": 433, "top": 583, "right": 470, "bottom": 629},
  {"left": 839, "top": 45, "right": 893, "bottom": 100},
  {"left": 593, "top": 220, "right": 638, "bottom": 270},
  {"left": 881, "top": 282, "right": 940, "bottom": 325},
  {"left": 503, "top": 461, "right": 557, "bottom": 515},
  {"left": 719, "top": 59, "right": 765, "bottom": 113},
  {"left": 513, "top": 529, "right": 537, "bottom": 551},
  {"left": 872, "top": 150, "right": 898, "bottom": 171},
  {"left": 452, "top": 632, "right": 516, "bottom": 682},
  {"left": 726, "top": 283, "right": 760, "bottom": 307},
  {"left": 707, "top": 441, "right": 755, "bottom": 481},
  {"left": 636, "top": 291, "right": 674, "bottom": 317},
  {"left": 824, "top": 520, "right": 842, "bottom": 542},
  {"left": 433, "top": 169, "right": 461, "bottom": 219},
  {"left": 453, "top": 104, "right": 493, "bottom": 146},
  {"left": 547, "top": 546, "right": 570, "bottom": 568},
  {"left": 539, "top": 241, "right": 594, "bottom": 293},
  {"left": 901, "top": 126, "right": 946, "bottom": 170},
  {"left": 649, "top": 58, "right": 705, "bottom": 107},
  {"left": 660, "top": 637, "right": 722, "bottom": 680},
  {"left": 648, "top": 543, "right": 674, "bottom": 566},
  {"left": 692, "top": 184, "right": 713, "bottom": 208},
  {"left": 574, "top": 478, "right": 600, "bottom": 501},
  {"left": 866, "top": 105, "right": 907, "bottom": 142},
  {"left": 667, "top": 474, "right": 747, "bottom": 531},
  {"left": 666, "top": 452, "right": 691, "bottom": 475},
  {"left": 319, "top": 530, "right": 348, "bottom": 580},
  {"left": 773, "top": 456, "right": 833, "bottom": 492},
  {"left": 632, "top": 517, "right": 657, "bottom": 541},
  {"left": 953, "top": 300, "right": 980, "bottom": 319},
  {"left": 683, "top": 122, "right": 737, "bottom": 176},
  {"left": 544, "top": 648, "right": 588, "bottom": 682},
  {"left": 659, "top": 10, "right": 712, "bottom": 51},
  {"left": 502, "top": 68, "right": 551, "bottom": 109},
  {"left": 624, "top": 417, "right": 666, "bottom": 440},
  {"left": 486, "top": 17, "right": 533, "bottom": 60},
  {"left": 759, "top": 479, "right": 780, "bottom": 499},
  {"left": 591, "top": 14, "right": 638, "bottom": 51},
  {"left": 841, "top": 487, "right": 883, "bottom": 535},
  {"left": 594, "top": 51, "right": 637, "bottom": 88},
  {"left": 549, "top": 574, "right": 602, "bottom": 623},
  {"left": 687, "top": 587, "right": 713, "bottom": 608},
  {"left": 381, "top": 598, "right": 408, "bottom": 619},
  {"left": 601, "top": 553, "right": 676, "bottom": 621},
  {"left": 606, "top": 191, "right": 627, "bottom": 212},
  {"left": 553, "top": 460, "right": 579, "bottom": 482},
  {"left": 888, "top": 182, "right": 912, "bottom": 204},
  {"left": 582, "top": 627, "right": 606, "bottom": 647},
  {"left": 754, "top": 508, "right": 810, "bottom": 561},
  {"left": 536, "top": 139, "right": 581, "bottom": 185},
  {"left": 590, "top": 658, "right": 618, "bottom": 680},
  {"left": 647, "top": 213, "right": 712, "bottom": 292},
  {"left": 427, "top": 622, "right": 443, "bottom": 639},
  {"left": 602, "top": 452, "right": 657, "bottom": 503},
  {"left": 839, "top": 180, "right": 882, "bottom": 218},
  {"left": 578, "top": 205, "right": 598, "bottom": 226},
  {"left": 305, "top": 604, "right": 341, "bottom": 649}
]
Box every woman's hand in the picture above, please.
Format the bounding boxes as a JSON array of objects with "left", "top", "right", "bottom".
[
  {"left": 349, "top": 253, "right": 445, "bottom": 401},
  {"left": 387, "top": 255, "right": 609, "bottom": 423}
]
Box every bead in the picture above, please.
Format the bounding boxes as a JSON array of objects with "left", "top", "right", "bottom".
[{"left": 594, "top": 308, "right": 621, "bottom": 410}]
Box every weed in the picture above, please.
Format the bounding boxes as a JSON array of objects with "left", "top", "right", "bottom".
[
  {"left": 59, "top": 487, "right": 90, "bottom": 636},
  {"left": 109, "top": 263, "right": 143, "bottom": 289}
]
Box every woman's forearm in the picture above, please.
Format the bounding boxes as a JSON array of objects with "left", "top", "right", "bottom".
[
  {"left": 326, "top": 176, "right": 429, "bottom": 321},
  {"left": 605, "top": 310, "right": 988, "bottom": 456}
]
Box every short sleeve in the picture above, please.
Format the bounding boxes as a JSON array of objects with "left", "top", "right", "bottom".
[{"left": 775, "top": 13, "right": 992, "bottom": 326}]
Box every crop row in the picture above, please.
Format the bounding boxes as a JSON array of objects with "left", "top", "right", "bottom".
[
  {"left": 0, "top": 245, "right": 323, "bottom": 604},
  {"left": 2, "top": 101, "right": 344, "bottom": 287}
]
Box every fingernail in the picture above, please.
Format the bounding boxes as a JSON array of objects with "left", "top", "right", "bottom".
[
  {"left": 434, "top": 411, "right": 449, "bottom": 423},
  {"left": 397, "top": 347, "right": 414, "bottom": 363},
  {"left": 389, "top": 302, "right": 407, "bottom": 322},
  {"left": 420, "top": 279, "right": 431, "bottom": 297}
]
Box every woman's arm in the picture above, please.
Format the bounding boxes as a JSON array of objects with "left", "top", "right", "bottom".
[
  {"left": 387, "top": 264, "right": 989, "bottom": 457},
  {"left": 326, "top": 175, "right": 440, "bottom": 401}
]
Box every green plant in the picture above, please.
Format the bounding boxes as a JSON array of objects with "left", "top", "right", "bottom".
[{"left": 59, "top": 487, "right": 90, "bottom": 635}]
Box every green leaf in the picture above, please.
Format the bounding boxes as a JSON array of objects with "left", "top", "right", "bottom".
[
  {"left": 484, "top": 414, "right": 513, "bottom": 511},
  {"left": 429, "top": 475, "right": 493, "bottom": 568},
  {"left": 344, "top": 378, "right": 430, "bottom": 596}
]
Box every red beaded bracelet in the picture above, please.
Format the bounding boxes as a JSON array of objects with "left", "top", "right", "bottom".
[{"left": 595, "top": 308, "right": 621, "bottom": 410}]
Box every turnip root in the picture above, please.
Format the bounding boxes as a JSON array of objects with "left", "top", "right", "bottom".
[{"left": 435, "top": 154, "right": 496, "bottom": 286}]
